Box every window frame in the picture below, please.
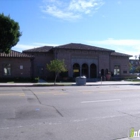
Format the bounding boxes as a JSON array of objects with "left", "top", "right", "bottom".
[
  {"left": 114, "top": 65, "right": 120, "bottom": 75},
  {"left": 3, "top": 63, "right": 11, "bottom": 76}
]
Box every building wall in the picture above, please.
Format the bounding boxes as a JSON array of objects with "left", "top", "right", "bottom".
[
  {"left": 55, "top": 49, "right": 111, "bottom": 78},
  {"left": 26, "top": 52, "right": 54, "bottom": 79},
  {"left": 98, "top": 52, "right": 110, "bottom": 74},
  {"left": 0, "top": 49, "right": 130, "bottom": 80},
  {"left": 110, "top": 56, "right": 129, "bottom": 75},
  {"left": 0, "top": 57, "right": 31, "bottom": 78}
]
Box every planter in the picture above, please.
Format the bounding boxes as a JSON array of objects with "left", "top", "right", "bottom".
[{"left": 76, "top": 76, "right": 86, "bottom": 85}]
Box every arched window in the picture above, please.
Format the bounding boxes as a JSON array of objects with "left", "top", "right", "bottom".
[
  {"left": 73, "top": 63, "right": 80, "bottom": 77},
  {"left": 90, "top": 64, "right": 97, "bottom": 78}
]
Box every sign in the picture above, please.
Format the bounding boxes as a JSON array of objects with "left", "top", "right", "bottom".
[{"left": 74, "top": 69, "right": 79, "bottom": 72}]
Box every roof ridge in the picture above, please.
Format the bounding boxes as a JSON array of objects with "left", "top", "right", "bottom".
[
  {"left": 23, "top": 46, "right": 53, "bottom": 51},
  {"left": 56, "top": 43, "right": 115, "bottom": 52},
  {"left": 111, "top": 51, "right": 132, "bottom": 57},
  {"left": 23, "top": 46, "right": 54, "bottom": 53}
]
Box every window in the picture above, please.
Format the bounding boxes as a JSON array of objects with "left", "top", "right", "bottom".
[
  {"left": 20, "top": 65, "right": 23, "bottom": 69},
  {"left": 114, "top": 65, "right": 120, "bottom": 75},
  {"left": 4, "top": 64, "right": 11, "bottom": 76}
]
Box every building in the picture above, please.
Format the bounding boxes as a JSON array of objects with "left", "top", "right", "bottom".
[
  {"left": 22, "top": 43, "right": 132, "bottom": 80},
  {"left": 0, "top": 43, "right": 132, "bottom": 81},
  {"left": 0, "top": 50, "right": 33, "bottom": 80}
]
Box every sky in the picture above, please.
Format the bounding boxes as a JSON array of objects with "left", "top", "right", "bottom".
[{"left": 0, "top": 0, "right": 140, "bottom": 59}]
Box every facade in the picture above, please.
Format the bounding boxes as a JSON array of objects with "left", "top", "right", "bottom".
[
  {"left": 0, "top": 50, "right": 33, "bottom": 79},
  {"left": 0, "top": 43, "right": 132, "bottom": 80},
  {"left": 22, "top": 43, "right": 131, "bottom": 80}
]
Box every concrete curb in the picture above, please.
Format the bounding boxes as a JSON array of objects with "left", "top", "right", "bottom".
[{"left": 0, "top": 82, "right": 139, "bottom": 87}]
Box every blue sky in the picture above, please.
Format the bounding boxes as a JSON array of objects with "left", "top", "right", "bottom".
[{"left": 0, "top": 0, "right": 140, "bottom": 59}]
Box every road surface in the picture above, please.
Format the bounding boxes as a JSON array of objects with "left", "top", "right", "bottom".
[{"left": 0, "top": 85, "right": 140, "bottom": 140}]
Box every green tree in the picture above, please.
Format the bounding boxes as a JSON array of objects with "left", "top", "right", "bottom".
[
  {"left": 0, "top": 13, "right": 21, "bottom": 53},
  {"left": 136, "top": 66, "right": 140, "bottom": 73},
  {"left": 129, "top": 63, "right": 132, "bottom": 72},
  {"left": 47, "top": 59, "right": 67, "bottom": 85}
]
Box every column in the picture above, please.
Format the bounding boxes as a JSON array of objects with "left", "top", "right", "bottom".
[
  {"left": 88, "top": 64, "right": 90, "bottom": 78},
  {"left": 80, "top": 64, "right": 82, "bottom": 76}
]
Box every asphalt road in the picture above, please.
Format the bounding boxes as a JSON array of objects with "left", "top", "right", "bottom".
[{"left": 0, "top": 85, "right": 140, "bottom": 140}]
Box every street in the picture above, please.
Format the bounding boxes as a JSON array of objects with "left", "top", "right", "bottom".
[{"left": 0, "top": 85, "right": 140, "bottom": 140}]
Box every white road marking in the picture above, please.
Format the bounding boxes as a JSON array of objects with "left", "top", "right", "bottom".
[{"left": 81, "top": 99, "right": 121, "bottom": 104}]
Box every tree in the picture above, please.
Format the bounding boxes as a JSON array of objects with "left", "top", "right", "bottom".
[
  {"left": 47, "top": 59, "right": 67, "bottom": 85},
  {"left": 0, "top": 13, "right": 21, "bottom": 53},
  {"left": 136, "top": 66, "right": 140, "bottom": 73},
  {"left": 129, "top": 63, "right": 133, "bottom": 72}
]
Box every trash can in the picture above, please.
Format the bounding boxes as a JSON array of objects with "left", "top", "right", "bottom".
[{"left": 76, "top": 76, "right": 86, "bottom": 85}]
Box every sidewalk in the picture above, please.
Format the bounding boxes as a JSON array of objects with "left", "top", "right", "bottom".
[
  {"left": 0, "top": 81, "right": 139, "bottom": 87},
  {"left": 118, "top": 138, "right": 140, "bottom": 140}
]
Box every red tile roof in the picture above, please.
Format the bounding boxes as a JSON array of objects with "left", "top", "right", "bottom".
[{"left": 0, "top": 50, "right": 33, "bottom": 58}]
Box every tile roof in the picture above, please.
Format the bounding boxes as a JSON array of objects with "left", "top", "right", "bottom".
[
  {"left": 23, "top": 46, "right": 53, "bottom": 53},
  {"left": 111, "top": 52, "right": 132, "bottom": 57},
  {"left": 22, "top": 43, "right": 114, "bottom": 52},
  {"left": 0, "top": 50, "right": 33, "bottom": 58},
  {"left": 56, "top": 43, "right": 115, "bottom": 52},
  {"left": 22, "top": 43, "right": 132, "bottom": 58}
]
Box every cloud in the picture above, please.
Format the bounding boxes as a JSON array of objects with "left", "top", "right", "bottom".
[
  {"left": 89, "top": 38, "right": 140, "bottom": 46},
  {"left": 40, "top": 0, "right": 104, "bottom": 20},
  {"left": 87, "top": 38, "right": 140, "bottom": 59}
]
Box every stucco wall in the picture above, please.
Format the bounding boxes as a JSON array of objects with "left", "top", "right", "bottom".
[
  {"left": 0, "top": 57, "right": 31, "bottom": 78},
  {"left": 110, "top": 56, "right": 129, "bottom": 75},
  {"left": 55, "top": 49, "right": 105, "bottom": 77},
  {"left": 98, "top": 52, "right": 110, "bottom": 72},
  {"left": 30, "top": 52, "right": 54, "bottom": 79}
]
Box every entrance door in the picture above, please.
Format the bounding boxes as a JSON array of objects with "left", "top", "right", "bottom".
[
  {"left": 90, "top": 64, "right": 97, "bottom": 78},
  {"left": 82, "top": 63, "right": 88, "bottom": 78}
]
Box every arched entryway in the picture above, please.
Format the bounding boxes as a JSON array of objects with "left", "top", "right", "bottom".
[
  {"left": 82, "top": 63, "right": 88, "bottom": 78},
  {"left": 73, "top": 63, "right": 80, "bottom": 77},
  {"left": 90, "top": 63, "right": 97, "bottom": 78}
]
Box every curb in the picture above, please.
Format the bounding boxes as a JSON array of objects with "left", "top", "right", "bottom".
[{"left": 0, "top": 83, "right": 139, "bottom": 87}]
